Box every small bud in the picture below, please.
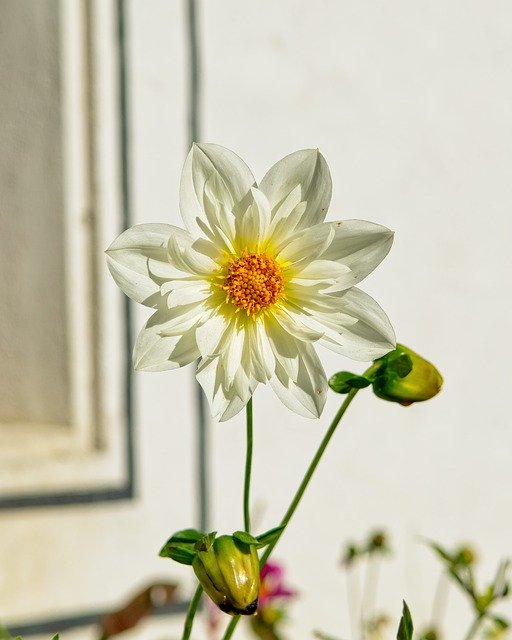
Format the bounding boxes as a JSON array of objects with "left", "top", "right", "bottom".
[
  {"left": 455, "top": 546, "right": 476, "bottom": 567},
  {"left": 341, "top": 542, "right": 361, "bottom": 567},
  {"left": 367, "top": 530, "right": 391, "bottom": 556},
  {"left": 372, "top": 344, "right": 443, "bottom": 406},
  {"left": 192, "top": 534, "right": 259, "bottom": 615}
]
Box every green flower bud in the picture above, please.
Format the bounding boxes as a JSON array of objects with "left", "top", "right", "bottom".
[
  {"left": 372, "top": 344, "right": 443, "bottom": 406},
  {"left": 455, "top": 545, "right": 476, "bottom": 567},
  {"left": 192, "top": 534, "right": 259, "bottom": 615}
]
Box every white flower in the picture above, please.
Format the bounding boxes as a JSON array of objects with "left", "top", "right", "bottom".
[{"left": 106, "top": 144, "right": 395, "bottom": 421}]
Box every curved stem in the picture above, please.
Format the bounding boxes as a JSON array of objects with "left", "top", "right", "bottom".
[
  {"left": 463, "top": 612, "right": 485, "bottom": 640},
  {"left": 260, "top": 387, "right": 359, "bottom": 566},
  {"left": 244, "top": 398, "right": 253, "bottom": 533},
  {"left": 181, "top": 583, "right": 203, "bottom": 640},
  {"left": 222, "top": 615, "right": 239, "bottom": 640},
  {"left": 221, "top": 383, "right": 366, "bottom": 640}
]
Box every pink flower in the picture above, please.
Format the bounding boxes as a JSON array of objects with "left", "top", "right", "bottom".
[{"left": 259, "top": 561, "right": 296, "bottom": 608}]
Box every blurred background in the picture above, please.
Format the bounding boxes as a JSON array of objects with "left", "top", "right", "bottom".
[{"left": 1, "top": 1, "right": 511, "bottom": 638}]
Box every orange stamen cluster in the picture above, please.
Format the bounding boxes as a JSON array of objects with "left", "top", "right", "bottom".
[{"left": 222, "top": 251, "right": 284, "bottom": 315}]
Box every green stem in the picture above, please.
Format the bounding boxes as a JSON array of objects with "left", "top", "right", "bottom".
[
  {"left": 244, "top": 397, "right": 253, "bottom": 533},
  {"left": 261, "top": 387, "right": 359, "bottom": 566},
  {"left": 181, "top": 583, "right": 203, "bottom": 640},
  {"left": 222, "top": 383, "right": 366, "bottom": 640},
  {"left": 463, "top": 612, "right": 485, "bottom": 640}
]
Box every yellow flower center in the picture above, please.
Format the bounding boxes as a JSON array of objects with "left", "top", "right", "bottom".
[{"left": 222, "top": 251, "right": 284, "bottom": 315}]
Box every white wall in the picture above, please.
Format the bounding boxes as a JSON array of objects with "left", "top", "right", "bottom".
[{"left": 198, "top": 0, "right": 512, "bottom": 636}]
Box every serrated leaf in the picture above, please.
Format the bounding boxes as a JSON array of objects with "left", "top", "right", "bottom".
[
  {"left": 233, "top": 531, "right": 259, "bottom": 546},
  {"left": 256, "top": 525, "right": 285, "bottom": 548},
  {"left": 397, "top": 601, "right": 413, "bottom": 640},
  {"left": 328, "top": 372, "right": 371, "bottom": 394}
]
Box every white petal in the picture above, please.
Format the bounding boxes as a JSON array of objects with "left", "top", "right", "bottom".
[
  {"left": 315, "top": 287, "right": 396, "bottom": 361},
  {"left": 180, "top": 143, "right": 255, "bottom": 237},
  {"left": 291, "top": 260, "right": 353, "bottom": 289},
  {"left": 235, "top": 187, "right": 271, "bottom": 252},
  {"left": 195, "top": 313, "right": 230, "bottom": 358},
  {"left": 273, "top": 308, "right": 324, "bottom": 342},
  {"left": 105, "top": 223, "right": 172, "bottom": 306},
  {"left": 286, "top": 281, "right": 347, "bottom": 312},
  {"left": 264, "top": 315, "right": 300, "bottom": 381},
  {"left": 164, "top": 282, "right": 211, "bottom": 307},
  {"left": 133, "top": 311, "right": 200, "bottom": 371},
  {"left": 269, "top": 342, "right": 327, "bottom": 418},
  {"left": 320, "top": 220, "right": 394, "bottom": 286},
  {"left": 266, "top": 184, "right": 302, "bottom": 232},
  {"left": 222, "top": 325, "right": 246, "bottom": 387},
  {"left": 277, "top": 222, "right": 334, "bottom": 266},
  {"left": 197, "top": 317, "right": 258, "bottom": 390},
  {"left": 259, "top": 149, "right": 332, "bottom": 230},
  {"left": 167, "top": 226, "right": 218, "bottom": 275},
  {"left": 253, "top": 321, "right": 276, "bottom": 381},
  {"left": 196, "top": 355, "right": 255, "bottom": 421},
  {"left": 157, "top": 302, "right": 209, "bottom": 337},
  {"left": 202, "top": 171, "right": 236, "bottom": 238}
]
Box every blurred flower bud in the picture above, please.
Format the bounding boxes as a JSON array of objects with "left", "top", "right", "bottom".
[
  {"left": 455, "top": 545, "right": 476, "bottom": 567},
  {"left": 372, "top": 344, "right": 443, "bottom": 406},
  {"left": 367, "top": 530, "right": 391, "bottom": 556},
  {"left": 192, "top": 534, "right": 259, "bottom": 615},
  {"left": 341, "top": 542, "right": 361, "bottom": 567}
]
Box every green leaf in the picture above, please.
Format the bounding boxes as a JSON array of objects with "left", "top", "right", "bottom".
[
  {"left": 194, "top": 531, "right": 217, "bottom": 552},
  {"left": 490, "top": 615, "right": 510, "bottom": 630},
  {"left": 0, "top": 626, "right": 11, "bottom": 640},
  {"left": 50, "top": 636, "right": 60, "bottom": 640},
  {"left": 159, "top": 543, "right": 196, "bottom": 565},
  {"left": 390, "top": 353, "right": 413, "bottom": 378},
  {"left": 167, "top": 528, "right": 206, "bottom": 544},
  {"left": 255, "top": 525, "right": 285, "bottom": 548},
  {"left": 233, "top": 531, "right": 259, "bottom": 546},
  {"left": 159, "top": 528, "right": 209, "bottom": 564},
  {"left": 396, "top": 601, "right": 413, "bottom": 640},
  {"left": 328, "top": 372, "right": 371, "bottom": 394}
]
